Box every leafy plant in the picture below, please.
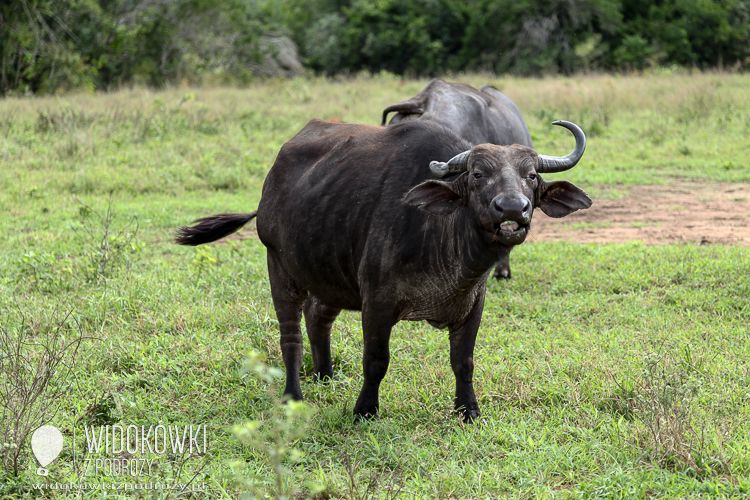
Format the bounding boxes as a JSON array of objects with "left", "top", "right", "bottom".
[
  {"left": 17, "top": 251, "right": 71, "bottom": 293},
  {"left": 192, "top": 245, "right": 219, "bottom": 279},
  {"left": 617, "top": 349, "right": 712, "bottom": 473},
  {"left": 231, "top": 351, "right": 318, "bottom": 500},
  {"left": 75, "top": 197, "right": 140, "bottom": 281},
  {"left": 0, "top": 309, "right": 88, "bottom": 476}
]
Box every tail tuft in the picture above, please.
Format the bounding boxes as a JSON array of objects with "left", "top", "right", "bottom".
[{"left": 175, "top": 212, "right": 258, "bottom": 246}]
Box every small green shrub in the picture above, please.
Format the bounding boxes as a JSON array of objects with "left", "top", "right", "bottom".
[{"left": 231, "top": 351, "right": 318, "bottom": 499}]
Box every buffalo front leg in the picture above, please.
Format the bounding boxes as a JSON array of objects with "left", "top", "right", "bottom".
[
  {"left": 492, "top": 248, "right": 512, "bottom": 280},
  {"left": 449, "top": 293, "right": 485, "bottom": 422},
  {"left": 353, "top": 304, "right": 396, "bottom": 420},
  {"left": 303, "top": 296, "right": 341, "bottom": 382},
  {"left": 267, "top": 252, "right": 308, "bottom": 401}
]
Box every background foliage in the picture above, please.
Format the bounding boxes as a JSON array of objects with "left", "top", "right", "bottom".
[
  {"left": 0, "top": 0, "right": 276, "bottom": 94},
  {"left": 2, "top": 0, "right": 750, "bottom": 94}
]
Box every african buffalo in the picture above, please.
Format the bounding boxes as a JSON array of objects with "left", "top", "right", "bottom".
[
  {"left": 177, "top": 119, "right": 590, "bottom": 422},
  {"left": 382, "top": 79, "right": 533, "bottom": 280}
]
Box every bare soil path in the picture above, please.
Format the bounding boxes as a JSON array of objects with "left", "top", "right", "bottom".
[{"left": 529, "top": 183, "right": 750, "bottom": 246}]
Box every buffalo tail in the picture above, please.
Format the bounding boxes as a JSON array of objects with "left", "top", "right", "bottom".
[{"left": 175, "top": 212, "right": 258, "bottom": 246}]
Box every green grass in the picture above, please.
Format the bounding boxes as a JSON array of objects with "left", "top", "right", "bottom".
[
  {"left": 0, "top": 74, "right": 749, "bottom": 498},
  {"left": 563, "top": 222, "right": 612, "bottom": 230}
]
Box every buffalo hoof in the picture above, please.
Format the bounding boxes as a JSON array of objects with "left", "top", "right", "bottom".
[
  {"left": 353, "top": 400, "right": 379, "bottom": 422},
  {"left": 455, "top": 402, "right": 481, "bottom": 423},
  {"left": 456, "top": 409, "right": 481, "bottom": 423},
  {"left": 353, "top": 410, "right": 379, "bottom": 423},
  {"left": 492, "top": 266, "right": 512, "bottom": 280},
  {"left": 282, "top": 391, "right": 303, "bottom": 402}
]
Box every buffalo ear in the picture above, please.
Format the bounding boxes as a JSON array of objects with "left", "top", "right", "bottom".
[
  {"left": 538, "top": 180, "right": 592, "bottom": 218},
  {"left": 404, "top": 178, "right": 463, "bottom": 216}
]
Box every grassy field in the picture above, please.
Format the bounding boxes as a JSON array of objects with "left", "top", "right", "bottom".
[{"left": 0, "top": 72, "right": 749, "bottom": 498}]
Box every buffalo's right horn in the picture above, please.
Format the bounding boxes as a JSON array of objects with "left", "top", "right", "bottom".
[
  {"left": 537, "top": 120, "right": 586, "bottom": 173},
  {"left": 429, "top": 150, "right": 471, "bottom": 178}
]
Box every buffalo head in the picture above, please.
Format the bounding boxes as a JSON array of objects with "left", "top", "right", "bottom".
[{"left": 404, "top": 121, "right": 591, "bottom": 246}]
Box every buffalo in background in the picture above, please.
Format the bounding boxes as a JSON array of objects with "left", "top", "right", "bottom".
[
  {"left": 382, "top": 79, "right": 534, "bottom": 279},
  {"left": 177, "top": 118, "right": 590, "bottom": 422}
]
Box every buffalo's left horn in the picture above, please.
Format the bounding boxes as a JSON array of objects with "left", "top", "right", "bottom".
[
  {"left": 429, "top": 150, "right": 471, "bottom": 178},
  {"left": 537, "top": 120, "right": 586, "bottom": 173}
]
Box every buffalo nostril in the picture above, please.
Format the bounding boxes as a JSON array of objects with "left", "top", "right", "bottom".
[{"left": 492, "top": 199, "right": 504, "bottom": 217}]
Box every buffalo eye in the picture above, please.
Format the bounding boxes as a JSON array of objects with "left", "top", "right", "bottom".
[
  {"left": 473, "top": 172, "right": 483, "bottom": 180},
  {"left": 526, "top": 174, "right": 537, "bottom": 182}
]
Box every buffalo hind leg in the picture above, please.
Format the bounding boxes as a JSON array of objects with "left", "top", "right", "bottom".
[
  {"left": 267, "top": 252, "right": 308, "bottom": 401},
  {"left": 353, "top": 303, "right": 396, "bottom": 421},
  {"left": 492, "top": 248, "right": 512, "bottom": 280},
  {"left": 303, "top": 296, "right": 341, "bottom": 382},
  {"left": 449, "top": 293, "right": 485, "bottom": 422}
]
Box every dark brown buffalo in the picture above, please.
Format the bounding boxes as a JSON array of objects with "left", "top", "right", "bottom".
[
  {"left": 382, "top": 79, "right": 533, "bottom": 280},
  {"left": 177, "top": 119, "right": 590, "bottom": 422}
]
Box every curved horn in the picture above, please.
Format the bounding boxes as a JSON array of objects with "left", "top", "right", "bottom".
[
  {"left": 429, "top": 150, "right": 471, "bottom": 178},
  {"left": 537, "top": 120, "right": 586, "bottom": 173}
]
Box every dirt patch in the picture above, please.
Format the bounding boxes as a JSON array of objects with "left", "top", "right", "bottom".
[
  {"left": 225, "top": 226, "right": 257, "bottom": 242},
  {"left": 529, "top": 183, "right": 750, "bottom": 246}
]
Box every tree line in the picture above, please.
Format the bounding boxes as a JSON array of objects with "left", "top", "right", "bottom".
[{"left": 2, "top": 0, "right": 749, "bottom": 95}]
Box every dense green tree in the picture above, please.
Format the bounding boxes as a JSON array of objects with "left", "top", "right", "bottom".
[
  {"left": 2, "top": 0, "right": 750, "bottom": 94},
  {"left": 0, "top": 0, "right": 282, "bottom": 94},
  {"left": 460, "top": 0, "right": 622, "bottom": 75}
]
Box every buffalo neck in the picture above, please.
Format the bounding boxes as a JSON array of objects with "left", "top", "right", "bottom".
[{"left": 444, "top": 206, "right": 509, "bottom": 285}]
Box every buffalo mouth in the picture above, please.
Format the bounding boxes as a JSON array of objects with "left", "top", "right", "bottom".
[{"left": 492, "top": 220, "right": 528, "bottom": 243}]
